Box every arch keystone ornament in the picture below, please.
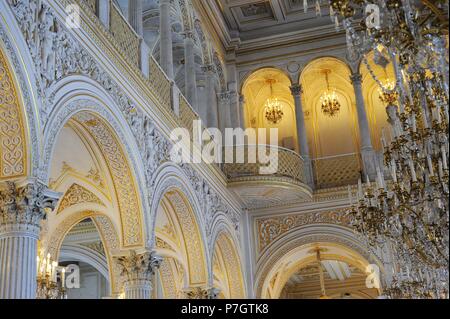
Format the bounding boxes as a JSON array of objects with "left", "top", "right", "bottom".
[
  {"left": 114, "top": 250, "right": 163, "bottom": 299},
  {"left": 0, "top": 179, "right": 60, "bottom": 299}
]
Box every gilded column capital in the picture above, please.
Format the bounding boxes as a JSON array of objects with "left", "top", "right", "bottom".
[
  {"left": 183, "top": 286, "right": 221, "bottom": 299},
  {"left": 0, "top": 179, "right": 60, "bottom": 233},
  {"left": 114, "top": 250, "right": 162, "bottom": 282},
  {"left": 290, "top": 84, "right": 303, "bottom": 97}
]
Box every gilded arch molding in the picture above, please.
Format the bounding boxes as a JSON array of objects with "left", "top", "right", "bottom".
[
  {"left": 42, "top": 97, "right": 147, "bottom": 248},
  {"left": 0, "top": 45, "right": 27, "bottom": 179},
  {"left": 0, "top": 18, "right": 43, "bottom": 180},
  {"left": 213, "top": 231, "right": 246, "bottom": 299},
  {"left": 150, "top": 166, "right": 209, "bottom": 287}
]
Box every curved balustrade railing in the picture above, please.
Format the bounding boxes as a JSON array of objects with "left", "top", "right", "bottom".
[
  {"left": 222, "top": 145, "right": 306, "bottom": 185},
  {"left": 312, "top": 153, "right": 362, "bottom": 189}
]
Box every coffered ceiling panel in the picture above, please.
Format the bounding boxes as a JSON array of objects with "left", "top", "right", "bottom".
[{"left": 211, "top": 0, "right": 333, "bottom": 41}]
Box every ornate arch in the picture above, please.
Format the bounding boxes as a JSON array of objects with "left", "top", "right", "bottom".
[
  {"left": 212, "top": 229, "right": 246, "bottom": 299},
  {"left": 45, "top": 210, "right": 122, "bottom": 295},
  {"left": 254, "top": 224, "right": 382, "bottom": 298},
  {"left": 0, "top": 24, "right": 43, "bottom": 181},
  {"left": 150, "top": 163, "right": 209, "bottom": 287},
  {"left": 42, "top": 87, "right": 148, "bottom": 248}
]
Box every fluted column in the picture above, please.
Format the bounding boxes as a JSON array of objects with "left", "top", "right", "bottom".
[
  {"left": 0, "top": 180, "right": 60, "bottom": 299},
  {"left": 159, "top": 0, "right": 174, "bottom": 79},
  {"left": 350, "top": 73, "right": 376, "bottom": 177},
  {"left": 183, "top": 286, "right": 220, "bottom": 299},
  {"left": 128, "top": 0, "right": 143, "bottom": 36},
  {"left": 238, "top": 94, "right": 246, "bottom": 129},
  {"left": 218, "top": 92, "right": 232, "bottom": 132},
  {"left": 115, "top": 251, "right": 162, "bottom": 299},
  {"left": 183, "top": 31, "right": 198, "bottom": 108},
  {"left": 202, "top": 64, "right": 218, "bottom": 128},
  {"left": 290, "top": 84, "right": 314, "bottom": 187}
]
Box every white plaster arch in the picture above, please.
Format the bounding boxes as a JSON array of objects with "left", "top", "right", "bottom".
[
  {"left": 41, "top": 77, "right": 150, "bottom": 248},
  {"left": 150, "top": 162, "right": 210, "bottom": 287},
  {"left": 60, "top": 243, "right": 110, "bottom": 282},
  {"left": 209, "top": 215, "right": 247, "bottom": 299}
]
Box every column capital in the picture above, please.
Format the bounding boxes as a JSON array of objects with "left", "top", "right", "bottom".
[
  {"left": 217, "top": 91, "right": 231, "bottom": 103},
  {"left": 290, "top": 84, "right": 303, "bottom": 96},
  {"left": 181, "top": 30, "right": 195, "bottom": 40},
  {"left": 183, "top": 286, "right": 221, "bottom": 299},
  {"left": 0, "top": 179, "right": 60, "bottom": 232},
  {"left": 350, "top": 73, "right": 363, "bottom": 85},
  {"left": 201, "top": 64, "right": 216, "bottom": 74},
  {"left": 114, "top": 250, "right": 162, "bottom": 282}
]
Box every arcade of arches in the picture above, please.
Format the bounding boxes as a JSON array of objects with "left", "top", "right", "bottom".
[{"left": 0, "top": 0, "right": 447, "bottom": 300}]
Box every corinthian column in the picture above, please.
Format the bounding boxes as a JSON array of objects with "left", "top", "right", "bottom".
[
  {"left": 290, "top": 84, "right": 314, "bottom": 188},
  {"left": 183, "top": 286, "right": 221, "bottom": 299},
  {"left": 128, "top": 0, "right": 143, "bottom": 36},
  {"left": 0, "top": 180, "right": 60, "bottom": 299},
  {"left": 183, "top": 31, "right": 198, "bottom": 108},
  {"left": 159, "top": 0, "right": 174, "bottom": 79},
  {"left": 218, "top": 91, "right": 232, "bottom": 132},
  {"left": 115, "top": 250, "right": 162, "bottom": 299},
  {"left": 350, "top": 73, "right": 376, "bottom": 177}
]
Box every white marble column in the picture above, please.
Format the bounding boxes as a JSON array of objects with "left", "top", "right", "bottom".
[
  {"left": 350, "top": 73, "right": 376, "bottom": 177},
  {"left": 238, "top": 94, "right": 246, "bottom": 129},
  {"left": 183, "top": 31, "right": 198, "bottom": 108},
  {"left": 159, "top": 0, "right": 174, "bottom": 79},
  {"left": 98, "top": 0, "right": 110, "bottom": 28},
  {"left": 218, "top": 92, "right": 232, "bottom": 132},
  {"left": 115, "top": 251, "right": 162, "bottom": 299},
  {"left": 290, "top": 84, "right": 314, "bottom": 187},
  {"left": 128, "top": 0, "right": 143, "bottom": 36},
  {"left": 0, "top": 180, "right": 60, "bottom": 299}
]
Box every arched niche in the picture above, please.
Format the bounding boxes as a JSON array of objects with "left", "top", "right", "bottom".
[
  {"left": 241, "top": 67, "right": 297, "bottom": 151},
  {"left": 300, "top": 57, "right": 359, "bottom": 159}
]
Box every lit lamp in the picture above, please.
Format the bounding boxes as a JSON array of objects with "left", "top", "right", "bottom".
[
  {"left": 320, "top": 69, "right": 341, "bottom": 117},
  {"left": 36, "top": 252, "right": 67, "bottom": 299},
  {"left": 264, "top": 79, "right": 284, "bottom": 124}
]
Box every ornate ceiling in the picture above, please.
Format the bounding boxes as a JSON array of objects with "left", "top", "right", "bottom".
[{"left": 194, "top": 0, "right": 335, "bottom": 48}]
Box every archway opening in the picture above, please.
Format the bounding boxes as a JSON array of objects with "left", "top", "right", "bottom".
[
  {"left": 58, "top": 218, "right": 111, "bottom": 299},
  {"left": 260, "top": 242, "right": 380, "bottom": 299}
]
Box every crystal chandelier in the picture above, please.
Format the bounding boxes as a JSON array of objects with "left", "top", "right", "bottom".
[
  {"left": 36, "top": 253, "right": 67, "bottom": 299},
  {"left": 320, "top": 69, "right": 341, "bottom": 117},
  {"left": 322, "top": 0, "right": 450, "bottom": 298},
  {"left": 264, "top": 79, "right": 284, "bottom": 124}
]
